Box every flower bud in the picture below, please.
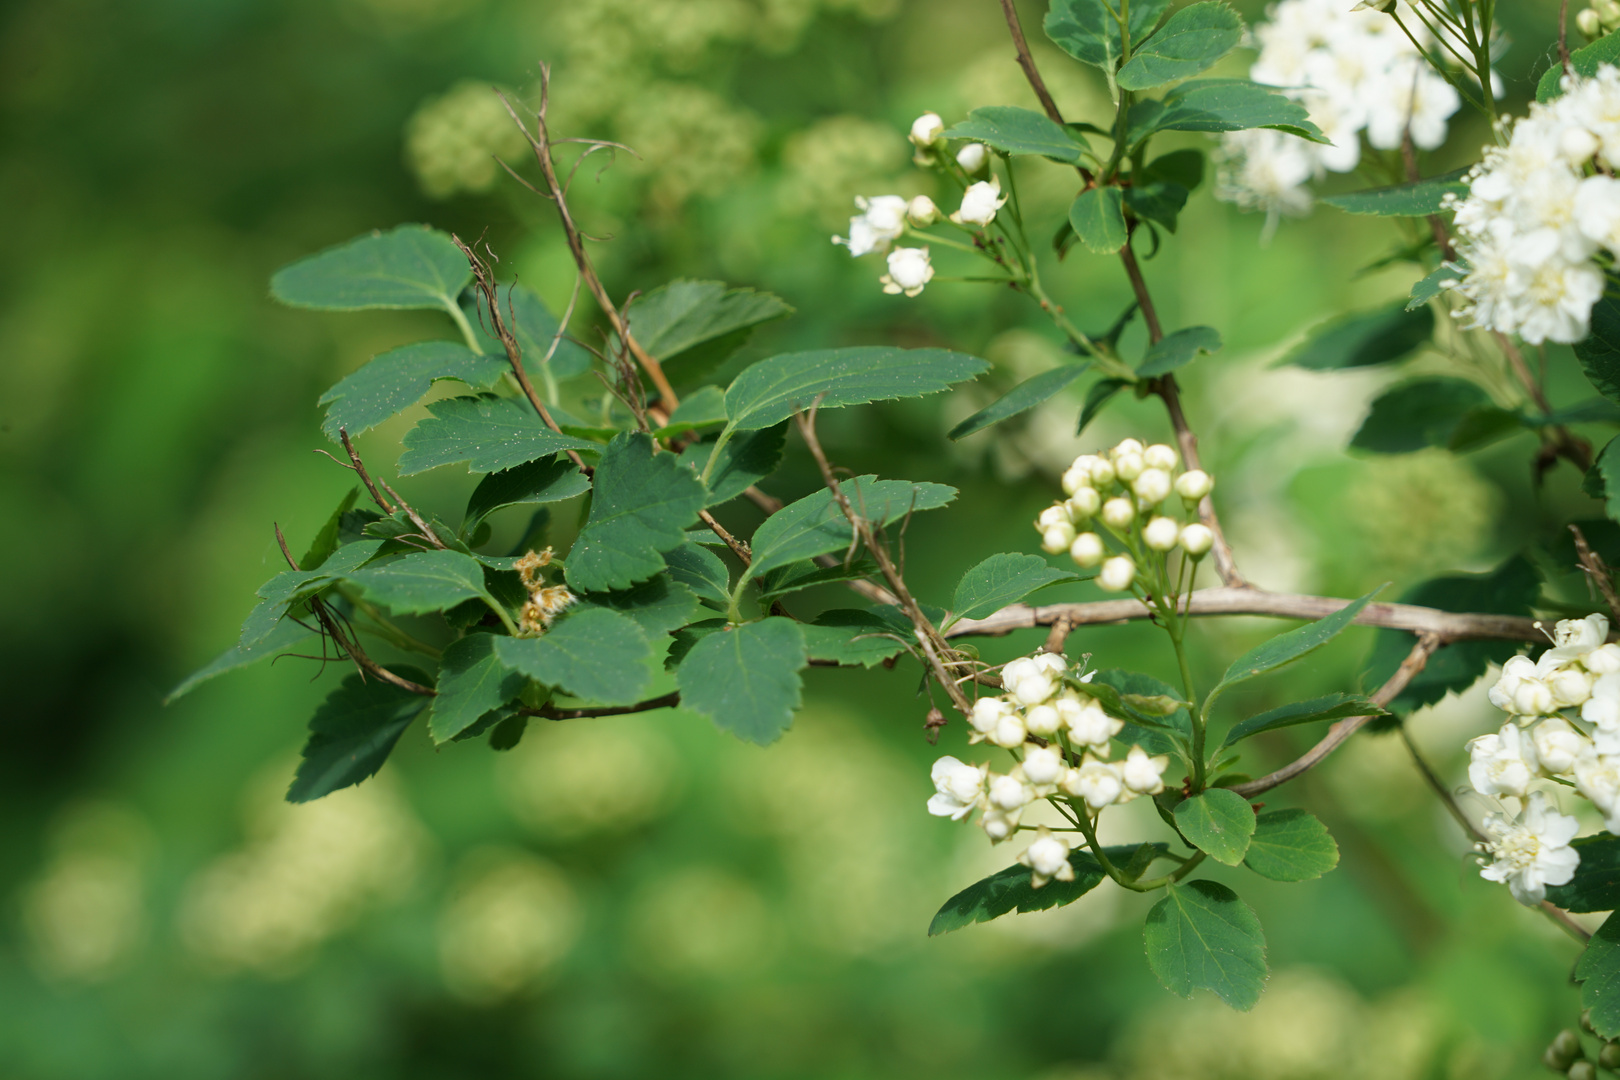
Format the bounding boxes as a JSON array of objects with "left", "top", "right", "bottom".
[
  {"left": 1548, "top": 1030, "right": 1585, "bottom": 1072},
  {"left": 1514, "top": 679, "right": 1556, "bottom": 717},
  {"left": 1132, "top": 467, "right": 1173, "bottom": 505},
  {"left": 1112, "top": 438, "right": 1145, "bottom": 458},
  {"left": 905, "top": 194, "right": 941, "bottom": 226},
  {"left": 882, "top": 246, "right": 934, "bottom": 297},
  {"left": 951, "top": 179, "right": 1007, "bottom": 227},
  {"left": 1063, "top": 697, "right": 1121, "bottom": 749},
  {"left": 956, "top": 141, "right": 988, "bottom": 174},
  {"left": 1113, "top": 451, "right": 1144, "bottom": 482},
  {"left": 1179, "top": 523, "right": 1214, "bottom": 557},
  {"left": 1602, "top": 0, "right": 1620, "bottom": 25},
  {"left": 980, "top": 808, "right": 1017, "bottom": 841},
  {"left": 1061, "top": 464, "right": 1089, "bottom": 496},
  {"left": 1551, "top": 666, "right": 1596, "bottom": 707},
  {"left": 1097, "top": 555, "right": 1136, "bottom": 592},
  {"left": 1024, "top": 703, "right": 1062, "bottom": 737},
  {"left": 970, "top": 696, "right": 1013, "bottom": 734},
  {"left": 1089, "top": 458, "right": 1117, "bottom": 486},
  {"left": 910, "top": 112, "right": 945, "bottom": 148},
  {"left": 988, "top": 773, "right": 1034, "bottom": 810},
  {"left": 1598, "top": 1043, "right": 1620, "bottom": 1070},
  {"left": 1562, "top": 126, "right": 1601, "bottom": 164},
  {"left": 1012, "top": 671, "right": 1057, "bottom": 706},
  {"left": 1120, "top": 745, "right": 1169, "bottom": 794},
  {"left": 1062, "top": 757, "right": 1123, "bottom": 809},
  {"left": 1067, "top": 486, "right": 1101, "bottom": 519},
  {"left": 1101, "top": 497, "right": 1135, "bottom": 530},
  {"left": 1070, "top": 532, "right": 1105, "bottom": 568},
  {"left": 1571, "top": 1061, "right": 1599, "bottom": 1080},
  {"left": 1175, "top": 469, "right": 1214, "bottom": 501},
  {"left": 1037, "top": 503, "right": 1074, "bottom": 529},
  {"left": 1580, "top": 6, "right": 1604, "bottom": 36},
  {"left": 1143, "top": 443, "right": 1178, "bottom": 471},
  {"left": 1588, "top": 643, "right": 1620, "bottom": 674},
  {"left": 1143, "top": 516, "right": 1179, "bottom": 551},
  {"left": 990, "top": 713, "right": 1029, "bottom": 748},
  {"left": 1022, "top": 745, "right": 1067, "bottom": 786},
  {"left": 1042, "top": 522, "right": 1077, "bottom": 553}
]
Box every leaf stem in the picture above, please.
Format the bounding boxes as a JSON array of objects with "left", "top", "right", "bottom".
[{"left": 445, "top": 298, "right": 484, "bottom": 355}]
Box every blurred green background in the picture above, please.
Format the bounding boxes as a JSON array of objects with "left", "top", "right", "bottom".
[{"left": 1, "top": 0, "right": 1609, "bottom": 1076}]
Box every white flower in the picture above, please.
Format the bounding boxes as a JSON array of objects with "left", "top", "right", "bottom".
[
  {"left": 969, "top": 696, "right": 1015, "bottom": 736},
  {"left": 1143, "top": 443, "right": 1178, "bottom": 471},
  {"left": 1179, "top": 523, "right": 1214, "bottom": 556},
  {"left": 905, "top": 195, "right": 940, "bottom": 226},
  {"left": 1132, "top": 468, "right": 1172, "bottom": 505},
  {"left": 1100, "top": 497, "right": 1134, "bottom": 530},
  {"left": 1024, "top": 703, "right": 1062, "bottom": 737},
  {"left": 1142, "top": 516, "right": 1179, "bottom": 552},
  {"left": 1097, "top": 555, "right": 1136, "bottom": 592},
  {"left": 1588, "top": 643, "right": 1620, "bottom": 675},
  {"left": 881, "top": 247, "right": 934, "bottom": 297},
  {"left": 980, "top": 807, "right": 1020, "bottom": 842},
  {"left": 1119, "top": 745, "right": 1170, "bottom": 795},
  {"left": 1042, "top": 521, "right": 1077, "bottom": 553},
  {"left": 1174, "top": 469, "right": 1214, "bottom": 501},
  {"left": 1576, "top": 750, "right": 1620, "bottom": 830},
  {"left": 987, "top": 773, "right": 1035, "bottom": 812},
  {"left": 1018, "top": 828, "right": 1076, "bottom": 888},
  {"left": 951, "top": 179, "right": 1006, "bottom": 227},
  {"left": 1488, "top": 655, "right": 1536, "bottom": 712},
  {"left": 1477, "top": 791, "right": 1581, "bottom": 905},
  {"left": 1032, "top": 652, "right": 1068, "bottom": 676},
  {"left": 1585, "top": 672, "right": 1620, "bottom": 754},
  {"left": 956, "top": 142, "right": 988, "bottom": 174},
  {"left": 1004, "top": 657, "right": 1058, "bottom": 706},
  {"left": 1060, "top": 695, "right": 1122, "bottom": 753},
  {"left": 1467, "top": 722, "right": 1538, "bottom": 798},
  {"left": 834, "top": 194, "right": 908, "bottom": 257},
  {"left": 1532, "top": 718, "right": 1591, "bottom": 777},
  {"left": 910, "top": 112, "right": 944, "bottom": 148},
  {"left": 1549, "top": 666, "right": 1595, "bottom": 708},
  {"left": 927, "top": 756, "right": 988, "bottom": 820},
  {"left": 1063, "top": 755, "right": 1124, "bottom": 810},
  {"left": 989, "top": 713, "right": 1029, "bottom": 749},
  {"left": 1555, "top": 613, "right": 1611, "bottom": 654},
  {"left": 1067, "top": 487, "right": 1101, "bottom": 519},
  {"left": 1021, "top": 745, "right": 1068, "bottom": 789},
  {"left": 1069, "top": 532, "right": 1105, "bottom": 568}
]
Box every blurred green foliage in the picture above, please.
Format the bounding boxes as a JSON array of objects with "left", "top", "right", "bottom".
[{"left": 0, "top": 0, "right": 1607, "bottom": 1076}]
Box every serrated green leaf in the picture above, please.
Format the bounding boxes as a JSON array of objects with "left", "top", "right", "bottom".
[
  {"left": 675, "top": 617, "right": 808, "bottom": 745},
  {"left": 287, "top": 669, "right": 432, "bottom": 802},
  {"left": 950, "top": 552, "right": 1079, "bottom": 623},
  {"left": 271, "top": 225, "right": 470, "bottom": 312},
  {"left": 941, "top": 106, "right": 1087, "bottom": 161},
  {"left": 1320, "top": 169, "right": 1469, "bottom": 216},
  {"left": 1590, "top": 437, "right": 1620, "bottom": 524},
  {"left": 1078, "top": 378, "right": 1130, "bottom": 434},
  {"left": 493, "top": 608, "right": 653, "bottom": 705},
  {"left": 1548, "top": 834, "right": 1620, "bottom": 913},
  {"left": 928, "top": 843, "right": 1167, "bottom": 935},
  {"left": 463, "top": 282, "right": 593, "bottom": 382},
  {"left": 723, "top": 347, "right": 989, "bottom": 432},
  {"left": 758, "top": 558, "right": 880, "bottom": 599},
  {"left": 1214, "top": 588, "right": 1379, "bottom": 698},
  {"left": 1129, "top": 79, "right": 1326, "bottom": 146},
  {"left": 576, "top": 574, "right": 704, "bottom": 637},
  {"left": 167, "top": 615, "right": 317, "bottom": 704},
  {"left": 1580, "top": 292, "right": 1620, "bottom": 407},
  {"left": 1282, "top": 303, "right": 1434, "bottom": 371},
  {"left": 622, "top": 280, "right": 793, "bottom": 386},
  {"left": 745, "top": 476, "right": 958, "bottom": 581},
  {"left": 680, "top": 424, "right": 788, "bottom": 507},
  {"left": 799, "top": 609, "right": 908, "bottom": 667},
  {"left": 318, "top": 342, "right": 510, "bottom": 441},
  {"left": 239, "top": 540, "right": 385, "bottom": 647},
  {"left": 1045, "top": 0, "right": 1172, "bottom": 72},
  {"left": 462, "top": 456, "right": 591, "bottom": 531},
  {"left": 655, "top": 385, "right": 728, "bottom": 438},
  {"left": 1350, "top": 377, "right": 1494, "bottom": 454},
  {"left": 398, "top": 395, "right": 595, "bottom": 476},
  {"left": 948, "top": 364, "right": 1090, "bottom": 441},
  {"left": 1539, "top": 35, "right": 1620, "bottom": 102},
  {"left": 665, "top": 542, "right": 731, "bottom": 607},
  {"left": 1139, "top": 326, "right": 1221, "bottom": 378},
  {"left": 429, "top": 632, "right": 526, "bottom": 743},
  {"left": 1173, "top": 788, "right": 1255, "bottom": 865},
  {"left": 1116, "top": 1, "right": 1243, "bottom": 91},
  {"left": 1221, "top": 693, "right": 1385, "bottom": 748},
  {"left": 301, "top": 488, "right": 361, "bottom": 571},
  {"left": 1579, "top": 913, "right": 1620, "bottom": 1038},
  {"left": 1144, "top": 880, "right": 1268, "bottom": 1010},
  {"left": 1069, "top": 187, "right": 1128, "bottom": 255},
  {"left": 1243, "top": 809, "right": 1339, "bottom": 881},
  {"left": 1408, "top": 262, "right": 1464, "bottom": 311},
  {"left": 342, "top": 549, "right": 495, "bottom": 615},
  {"left": 566, "top": 432, "right": 709, "bottom": 593}
]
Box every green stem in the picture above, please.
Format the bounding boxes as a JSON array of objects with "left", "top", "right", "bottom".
[
  {"left": 1073, "top": 804, "right": 1173, "bottom": 892},
  {"left": 700, "top": 425, "right": 735, "bottom": 485},
  {"left": 445, "top": 298, "right": 485, "bottom": 356},
  {"left": 484, "top": 596, "right": 521, "bottom": 637},
  {"left": 906, "top": 229, "right": 985, "bottom": 255},
  {"left": 1132, "top": 851, "right": 1206, "bottom": 891},
  {"left": 337, "top": 590, "right": 444, "bottom": 658}
]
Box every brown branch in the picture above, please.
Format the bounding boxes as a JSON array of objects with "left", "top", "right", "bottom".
[
  {"left": 742, "top": 483, "right": 899, "bottom": 605},
  {"left": 1573, "top": 523, "right": 1620, "bottom": 622},
  {"left": 1152, "top": 376, "right": 1245, "bottom": 587},
  {"left": 339, "top": 429, "right": 396, "bottom": 515},
  {"left": 947, "top": 587, "right": 1552, "bottom": 643},
  {"left": 998, "top": 0, "right": 1065, "bottom": 126},
  {"left": 1043, "top": 616, "right": 1075, "bottom": 657},
  {"left": 1562, "top": 0, "right": 1574, "bottom": 74},
  {"left": 1119, "top": 242, "right": 1164, "bottom": 344},
  {"left": 376, "top": 477, "right": 449, "bottom": 551},
  {"left": 700, "top": 510, "right": 751, "bottom": 566}
]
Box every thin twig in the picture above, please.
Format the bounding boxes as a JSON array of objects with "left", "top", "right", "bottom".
[
  {"left": 1561, "top": 0, "right": 1574, "bottom": 74},
  {"left": 1119, "top": 243, "right": 1164, "bottom": 344},
  {"left": 1398, "top": 724, "right": 1484, "bottom": 843},
  {"left": 1152, "top": 376, "right": 1245, "bottom": 587},
  {"left": 1573, "top": 523, "right": 1620, "bottom": 622},
  {"left": 998, "top": 0, "right": 1065, "bottom": 127},
  {"left": 376, "top": 477, "right": 449, "bottom": 551},
  {"left": 700, "top": 510, "right": 751, "bottom": 566},
  {"left": 340, "top": 429, "right": 396, "bottom": 514}
]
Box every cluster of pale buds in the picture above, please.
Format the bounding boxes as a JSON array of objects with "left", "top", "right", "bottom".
[
  {"left": 927, "top": 650, "right": 1170, "bottom": 887},
  {"left": 1035, "top": 438, "right": 1215, "bottom": 592},
  {"left": 1579, "top": 0, "right": 1620, "bottom": 38},
  {"left": 513, "top": 548, "right": 575, "bottom": 635}
]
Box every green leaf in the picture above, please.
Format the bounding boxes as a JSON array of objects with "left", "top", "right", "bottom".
[
  {"left": 566, "top": 432, "right": 710, "bottom": 593},
  {"left": 464, "top": 282, "right": 593, "bottom": 382},
  {"left": 665, "top": 542, "right": 731, "bottom": 607},
  {"left": 928, "top": 843, "right": 1167, "bottom": 935},
  {"left": 1091, "top": 669, "right": 1193, "bottom": 756},
  {"left": 318, "top": 342, "right": 510, "bottom": 441},
  {"left": 1590, "top": 437, "right": 1620, "bottom": 524},
  {"left": 948, "top": 364, "right": 1090, "bottom": 440},
  {"left": 1579, "top": 292, "right": 1620, "bottom": 407},
  {"left": 1215, "top": 588, "right": 1379, "bottom": 696},
  {"left": 271, "top": 225, "right": 470, "bottom": 312},
  {"left": 1447, "top": 405, "right": 1526, "bottom": 453},
  {"left": 1078, "top": 378, "right": 1130, "bottom": 434},
  {"left": 1548, "top": 834, "right": 1620, "bottom": 913},
  {"left": 1143, "top": 880, "right": 1268, "bottom": 1010},
  {"left": 576, "top": 575, "right": 704, "bottom": 638},
  {"left": 1349, "top": 377, "right": 1496, "bottom": 454},
  {"left": 680, "top": 424, "right": 788, "bottom": 507},
  {"left": 799, "top": 609, "right": 908, "bottom": 667},
  {"left": 1243, "top": 809, "right": 1339, "bottom": 882},
  {"left": 745, "top": 476, "right": 958, "bottom": 580},
  {"left": 723, "top": 347, "right": 989, "bottom": 432},
  {"left": 398, "top": 395, "right": 595, "bottom": 476},
  {"left": 621, "top": 280, "right": 793, "bottom": 385},
  {"left": 1142, "top": 148, "right": 1206, "bottom": 190},
  {"left": 1221, "top": 693, "right": 1386, "bottom": 748},
  {"left": 167, "top": 616, "right": 317, "bottom": 704},
  {"left": 941, "top": 106, "right": 1087, "bottom": 161},
  {"left": 757, "top": 558, "right": 880, "bottom": 599},
  {"left": 1407, "top": 262, "right": 1464, "bottom": 311},
  {"left": 675, "top": 617, "right": 808, "bottom": 745},
  {"left": 655, "top": 385, "right": 728, "bottom": 438},
  {"left": 1320, "top": 169, "right": 1469, "bottom": 216},
  {"left": 1129, "top": 79, "right": 1326, "bottom": 146},
  {"left": 342, "top": 549, "right": 495, "bottom": 615},
  {"left": 301, "top": 488, "right": 361, "bottom": 571},
  {"left": 1138, "top": 326, "right": 1221, "bottom": 378},
  {"left": 1069, "top": 187, "right": 1128, "bottom": 255},
  {"left": 493, "top": 608, "right": 653, "bottom": 705},
  {"left": 1116, "top": 1, "right": 1243, "bottom": 91},
  {"left": 287, "top": 669, "right": 432, "bottom": 802},
  {"left": 1579, "top": 913, "right": 1620, "bottom": 1039},
  {"left": 1282, "top": 303, "right": 1435, "bottom": 371},
  {"left": 1045, "top": 0, "right": 1172, "bottom": 73},
  {"left": 950, "top": 552, "right": 1079, "bottom": 623},
  {"left": 1123, "top": 181, "right": 1190, "bottom": 233},
  {"left": 462, "top": 456, "right": 591, "bottom": 531},
  {"left": 1173, "top": 788, "right": 1255, "bottom": 866},
  {"left": 429, "top": 632, "right": 525, "bottom": 743},
  {"left": 239, "top": 540, "right": 385, "bottom": 647},
  {"left": 1539, "top": 35, "right": 1620, "bottom": 101}
]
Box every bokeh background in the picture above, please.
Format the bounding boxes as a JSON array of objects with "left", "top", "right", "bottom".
[{"left": 0, "top": 0, "right": 1610, "bottom": 1076}]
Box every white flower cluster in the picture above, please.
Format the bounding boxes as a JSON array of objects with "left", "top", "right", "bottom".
[
  {"left": 927, "top": 651, "right": 1170, "bottom": 888},
  {"left": 1445, "top": 67, "right": 1620, "bottom": 345},
  {"left": 1465, "top": 614, "right": 1620, "bottom": 903},
  {"left": 831, "top": 111, "right": 1007, "bottom": 299},
  {"left": 1217, "top": 0, "right": 1468, "bottom": 221},
  {"left": 1035, "top": 438, "right": 1215, "bottom": 593}
]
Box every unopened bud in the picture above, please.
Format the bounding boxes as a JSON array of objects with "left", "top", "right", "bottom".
[
  {"left": 1602, "top": 0, "right": 1620, "bottom": 25},
  {"left": 1112, "top": 438, "right": 1144, "bottom": 458},
  {"left": 1133, "top": 467, "right": 1172, "bottom": 505},
  {"left": 1569, "top": 1061, "right": 1597, "bottom": 1080},
  {"left": 1025, "top": 703, "right": 1062, "bottom": 736},
  {"left": 1180, "top": 523, "right": 1214, "bottom": 557},
  {"left": 1562, "top": 126, "right": 1600, "bottom": 163},
  {"left": 956, "top": 142, "right": 988, "bottom": 174},
  {"left": 1113, "top": 451, "right": 1145, "bottom": 482},
  {"left": 1068, "top": 486, "right": 1101, "bottom": 519},
  {"left": 1097, "top": 555, "right": 1136, "bottom": 592},
  {"left": 910, "top": 112, "right": 945, "bottom": 148},
  {"left": 1588, "top": 644, "right": 1620, "bottom": 674},
  {"left": 1175, "top": 469, "right": 1214, "bottom": 501},
  {"left": 1042, "top": 522, "right": 1078, "bottom": 553},
  {"left": 906, "top": 194, "right": 941, "bottom": 226},
  {"left": 1514, "top": 679, "right": 1555, "bottom": 716},
  {"left": 1070, "top": 532, "right": 1105, "bottom": 567},
  {"left": 1143, "top": 443, "right": 1178, "bottom": 470},
  {"left": 1143, "top": 516, "right": 1179, "bottom": 551},
  {"left": 1580, "top": 6, "right": 1604, "bottom": 35},
  {"left": 1101, "top": 497, "right": 1135, "bottom": 530},
  {"left": 1599, "top": 1043, "right": 1620, "bottom": 1070},
  {"left": 1089, "top": 457, "right": 1117, "bottom": 486},
  {"left": 1038, "top": 503, "right": 1074, "bottom": 529},
  {"left": 1547, "top": 1029, "right": 1585, "bottom": 1072}
]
